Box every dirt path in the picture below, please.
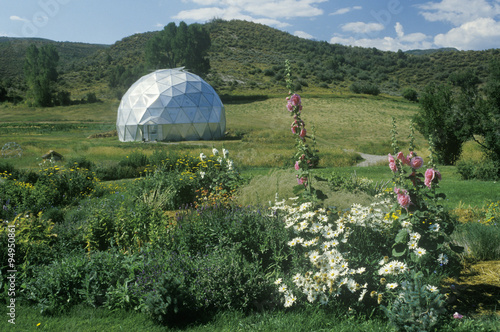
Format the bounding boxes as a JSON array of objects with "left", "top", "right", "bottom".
[
  {"left": 344, "top": 149, "right": 387, "bottom": 167},
  {"left": 355, "top": 152, "right": 388, "bottom": 167}
]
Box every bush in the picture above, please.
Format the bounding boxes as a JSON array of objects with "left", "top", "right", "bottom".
[
  {"left": 349, "top": 82, "right": 380, "bottom": 95},
  {"left": 402, "top": 88, "right": 418, "bottom": 102},
  {"left": 456, "top": 159, "right": 499, "bottom": 180},
  {"left": 24, "top": 248, "right": 139, "bottom": 315},
  {"left": 382, "top": 272, "right": 446, "bottom": 332}
]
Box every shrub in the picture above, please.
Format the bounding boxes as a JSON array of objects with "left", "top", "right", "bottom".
[
  {"left": 402, "top": 88, "right": 418, "bottom": 102},
  {"left": 24, "top": 248, "right": 139, "bottom": 315},
  {"left": 382, "top": 271, "right": 446, "bottom": 332},
  {"left": 349, "top": 82, "right": 380, "bottom": 95},
  {"left": 456, "top": 159, "right": 499, "bottom": 180}
]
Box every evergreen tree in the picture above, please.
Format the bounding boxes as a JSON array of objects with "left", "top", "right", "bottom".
[
  {"left": 23, "top": 44, "right": 59, "bottom": 106},
  {"left": 146, "top": 22, "right": 210, "bottom": 77}
]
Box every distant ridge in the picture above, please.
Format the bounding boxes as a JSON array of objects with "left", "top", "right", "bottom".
[
  {"left": 405, "top": 48, "right": 459, "bottom": 55},
  {"left": 0, "top": 19, "right": 498, "bottom": 100}
]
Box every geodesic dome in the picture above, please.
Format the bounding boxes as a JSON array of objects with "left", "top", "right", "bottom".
[{"left": 116, "top": 68, "right": 225, "bottom": 142}]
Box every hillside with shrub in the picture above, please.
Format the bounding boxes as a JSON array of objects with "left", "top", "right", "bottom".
[{"left": 1, "top": 19, "right": 499, "bottom": 102}]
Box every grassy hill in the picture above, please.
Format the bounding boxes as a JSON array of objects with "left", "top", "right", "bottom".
[{"left": 1, "top": 19, "right": 499, "bottom": 101}]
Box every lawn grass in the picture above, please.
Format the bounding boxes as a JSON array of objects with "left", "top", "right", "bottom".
[
  {"left": 7, "top": 302, "right": 499, "bottom": 331},
  {"left": 239, "top": 166, "right": 499, "bottom": 209},
  {"left": 0, "top": 94, "right": 422, "bottom": 169}
]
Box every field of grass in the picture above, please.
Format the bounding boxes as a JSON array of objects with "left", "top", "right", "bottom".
[
  {"left": 0, "top": 94, "right": 424, "bottom": 169},
  {"left": 1, "top": 94, "right": 499, "bottom": 331}
]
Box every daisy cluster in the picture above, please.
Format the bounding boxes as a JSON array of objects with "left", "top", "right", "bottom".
[{"left": 272, "top": 200, "right": 370, "bottom": 307}]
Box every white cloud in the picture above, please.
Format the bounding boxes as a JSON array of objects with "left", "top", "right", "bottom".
[
  {"left": 395, "top": 22, "right": 404, "bottom": 38},
  {"left": 173, "top": 7, "right": 290, "bottom": 27},
  {"left": 434, "top": 17, "right": 500, "bottom": 49},
  {"left": 294, "top": 30, "right": 314, "bottom": 39},
  {"left": 174, "top": 0, "right": 326, "bottom": 27},
  {"left": 10, "top": 15, "right": 29, "bottom": 22},
  {"left": 341, "top": 22, "right": 384, "bottom": 34},
  {"left": 330, "top": 6, "right": 362, "bottom": 16},
  {"left": 417, "top": 0, "right": 500, "bottom": 26},
  {"left": 331, "top": 23, "right": 432, "bottom": 51}
]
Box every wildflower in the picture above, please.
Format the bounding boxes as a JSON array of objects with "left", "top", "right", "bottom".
[
  {"left": 437, "top": 253, "right": 449, "bottom": 265},
  {"left": 284, "top": 292, "right": 296, "bottom": 307},
  {"left": 410, "top": 156, "right": 424, "bottom": 170},
  {"left": 299, "top": 128, "right": 307, "bottom": 138},
  {"left": 426, "top": 285, "right": 439, "bottom": 293},
  {"left": 410, "top": 232, "right": 421, "bottom": 241},
  {"left": 278, "top": 284, "right": 287, "bottom": 293},
  {"left": 358, "top": 288, "right": 368, "bottom": 302},
  {"left": 429, "top": 223, "right": 440, "bottom": 232},
  {"left": 415, "top": 247, "right": 427, "bottom": 257},
  {"left": 397, "top": 191, "right": 411, "bottom": 210},
  {"left": 453, "top": 312, "right": 463, "bottom": 319},
  {"left": 290, "top": 93, "right": 301, "bottom": 106},
  {"left": 222, "top": 148, "right": 229, "bottom": 159},
  {"left": 212, "top": 148, "right": 219, "bottom": 156},
  {"left": 274, "top": 278, "right": 282, "bottom": 285},
  {"left": 389, "top": 161, "right": 397, "bottom": 172},
  {"left": 200, "top": 153, "right": 207, "bottom": 161},
  {"left": 294, "top": 161, "right": 300, "bottom": 171},
  {"left": 387, "top": 283, "right": 398, "bottom": 290}
]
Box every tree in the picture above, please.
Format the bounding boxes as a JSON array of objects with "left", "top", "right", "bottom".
[
  {"left": 413, "top": 83, "right": 464, "bottom": 165},
  {"left": 24, "top": 44, "right": 59, "bottom": 106},
  {"left": 146, "top": 22, "right": 211, "bottom": 77}
]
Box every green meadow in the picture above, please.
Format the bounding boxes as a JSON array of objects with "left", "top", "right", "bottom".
[{"left": 1, "top": 94, "right": 499, "bottom": 331}]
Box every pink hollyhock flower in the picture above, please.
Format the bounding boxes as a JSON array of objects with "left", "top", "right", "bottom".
[
  {"left": 297, "top": 176, "right": 308, "bottom": 187},
  {"left": 291, "top": 125, "right": 298, "bottom": 134},
  {"left": 299, "top": 128, "right": 307, "bottom": 138},
  {"left": 397, "top": 151, "right": 404, "bottom": 161},
  {"left": 397, "top": 192, "right": 411, "bottom": 210},
  {"left": 388, "top": 153, "right": 395, "bottom": 163},
  {"left": 295, "top": 161, "right": 300, "bottom": 171},
  {"left": 453, "top": 312, "right": 463, "bottom": 319},
  {"left": 425, "top": 168, "right": 435, "bottom": 188},
  {"left": 290, "top": 94, "right": 301, "bottom": 106},
  {"left": 287, "top": 102, "right": 293, "bottom": 112},
  {"left": 389, "top": 161, "right": 397, "bottom": 172},
  {"left": 403, "top": 155, "right": 411, "bottom": 166},
  {"left": 410, "top": 156, "right": 424, "bottom": 170}
]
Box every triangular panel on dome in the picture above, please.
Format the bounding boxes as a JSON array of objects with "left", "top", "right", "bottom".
[
  {"left": 208, "top": 123, "right": 221, "bottom": 137},
  {"left": 158, "top": 111, "right": 173, "bottom": 124},
  {"left": 193, "top": 122, "right": 209, "bottom": 139},
  {"left": 170, "top": 73, "right": 187, "bottom": 86},
  {"left": 198, "top": 107, "right": 211, "bottom": 122},
  {"left": 146, "top": 107, "right": 163, "bottom": 119},
  {"left": 175, "top": 109, "right": 191, "bottom": 124},
  {"left": 182, "top": 107, "right": 198, "bottom": 121},
  {"left": 164, "top": 125, "right": 182, "bottom": 141},
  {"left": 171, "top": 86, "right": 185, "bottom": 97},
  {"left": 197, "top": 95, "right": 210, "bottom": 107},
  {"left": 165, "top": 97, "right": 181, "bottom": 109},
  {"left": 186, "top": 92, "right": 201, "bottom": 105},
  {"left": 200, "top": 124, "right": 213, "bottom": 140},
  {"left": 168, "top": 108, "right": 180, "bottom": 122},
  {"left": 157, "top": 74, "right": 172, "bottom": 87},
  {"left": 208, "top": 110, "right": 220, "bottom": 123},
  {"left": 193, "top": 109, "right": 208, "bottom": 123},
  {"left": 178, "top": 123, "right": 199, "bottom": 140},
  {"left": 147, "top": 97, "right": 164, "bottom": 110}
]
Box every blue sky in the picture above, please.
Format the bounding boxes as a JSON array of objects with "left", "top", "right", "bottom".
[{"left": 1, "top": 0, "right": 500, "bottom": 51}]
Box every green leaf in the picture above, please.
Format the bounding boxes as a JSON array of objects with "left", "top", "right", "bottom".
[
  {"left": 395, "top": 229, "right": 408, "bottom": 243},
  {"left": 392, "top": 245, "right": 407, "bottom": 257}
]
